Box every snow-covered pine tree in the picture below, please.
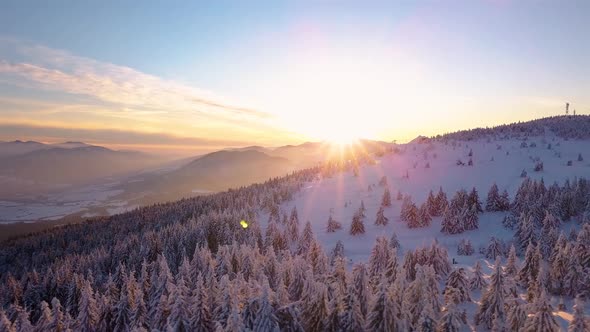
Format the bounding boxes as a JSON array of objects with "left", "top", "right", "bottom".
[
  {"left": 514, "top": 214, "right": 537, "bottom": 253},
  {"left": 468, "top": 187, "right": 483, "bottom": 213},
  {"left": 326, "top": 214, "right": 342, "bottom": 233},
  {"left": 47, "top": 298, "right": 67, "bottom": 332},
  {"left": 441, "top": 207, "right": 461, "bottom": 234},
  {"left": 524, "top": 290, "right": 559, "bottom": 332},
  {"left": 463, "top": 203, "right": 479, "bottom": 231},
  {"left": 444, "top": 268, "right": 471, "bottom": 303},
  {"left": 167, "top": 277, "right": 190, "bottom": 332},
  {"left": 540, "top": 216, "right": 558, "bottom": 258},
  {"left": 35, "top": 300, "right": 53, "bottom": 331},
  {"left": 485, "top": 237, "right": 504, "bottom": 260},
  {"left": 438, "top": 303, "right": 464, "bottom": 332},
  {"left": 366, "top": 277, "right": 403, "bottom": 332},
  {"left": 368, "top": 237, "right": 391, "bottom": 287},
  {"left": 375, "top": 205, "right": 389, "bottom": 226},
  {"left": 505, "top": 244, "right": 518, "bottom": 277},
  {"left": 457, "top": 239, "right": 474, "bottom": 256},
  {"left": 382, "top": 188, "right": 392, "bottom": 207},
  {"left": 297, "top": 221, "right": 314, "bottom": 254},
  {"left": 225, "top": 298, "right": 245, "bottom": 332},
  {"left": 75, "top": 280, "right": 99, "bottom": 331},
  {"left": 417, "top": 203, "right": 432, "bottom": 227},
  {"left": 190, "top": 275, "right": 213, "bottom": 332},
  {"left": 568, "top": 296, "right": 590, "bottom": 332},
  {"left": 352, "top": 263, "right": 371, "bottom": 319},
  {"left": 389, "top": 232, "right": 400, "bottom": 250},
  {"left": 506, "top": 300, "right": 527, "bottom": 332},
  {"left": 253, "top": 281, "right": 280, "bottom": 332},
  {"left": 330, "top": 240, "right": 345, "bottom": 265},
  {"left": 426, "top": 190, "right": 437, "bottom": 217},
  {"left": 486, "top": 182, "right": 500, "bottom": 212},
  {"left": 469, "top": 260, "right": 488, "bottom": 290},
  {"left": 340, "top": 283, "right": 364, "bottom": 332},
  {"left": 498, "top": 190, "right": 510, "bottom": 211},
  {"left": 518, "top": 243, "right": 540, "bottom": 287},
  {"left": 436, "top": 187, "right": 449, "bottom": 214},
  {"left": 350, "top": 211, "right": 366, "bottom": 236},
  {"left": 290, "top": 206, "right": 299, "bottom": 226},
  {"left": 417, "top": 300, "right": 437, "bottom": 332},
  {"left": 0, "top": 310, "right": 14, "bottom": 332},
  {"left": 474, "top": 258, "right": 505, "bottom": 329},
  {"left": 324, "top": 290, "right": 341, "bottom": 332}
]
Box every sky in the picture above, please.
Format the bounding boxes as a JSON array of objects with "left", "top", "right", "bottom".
[{"left": 0, "top": 0, "right": 588, "bottom": 156}]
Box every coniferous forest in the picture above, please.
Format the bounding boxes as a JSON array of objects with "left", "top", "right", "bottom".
[{"left": 1, "top": 118, "right": 590, "bottom": 331}]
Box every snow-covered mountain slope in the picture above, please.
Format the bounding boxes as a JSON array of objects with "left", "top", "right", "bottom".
[
  {"left": 271, "top": 136, "right": 589, "bottom": 264},
  {"left": 264, "top": 135, "right": 590, "bottom": 330}
]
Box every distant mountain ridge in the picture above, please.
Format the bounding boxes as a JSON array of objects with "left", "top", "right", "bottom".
[{"left": 0, "top": 142, "right": 163, "bottom": 197}]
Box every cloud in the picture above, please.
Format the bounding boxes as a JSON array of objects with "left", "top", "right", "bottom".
[{"left": 0, "top": 38, "right": 273, "bottom": 122}]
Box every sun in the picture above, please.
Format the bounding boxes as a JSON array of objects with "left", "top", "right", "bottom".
[{"left": 325, "top": 132, "right": 359, "bottom": 146}]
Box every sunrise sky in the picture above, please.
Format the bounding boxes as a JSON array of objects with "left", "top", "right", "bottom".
[{"left": 1, "top": 1, "right": 588, "bottom": 156}]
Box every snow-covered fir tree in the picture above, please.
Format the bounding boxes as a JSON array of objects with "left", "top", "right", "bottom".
[
  {"left": 382, "top": 187, "right": 392, "bottom": 207},
  {"left": 340, "top": 283, "right": 365, "bottom": 332},
  {"left": 444, "top": 268, "right": 471, "bottom": 303},
  {"left": 524, "top": 290, "right": 559, "bottom": 332},
  {"left": 568, "top": 296, "right": 589, "bottom": 332},
  {"left": 475, "top": 258, "right": 506, "bottom": 329},
  {"left": 518, "top": 243, "right": 540, "bottom": 287},
  {"left": 326, "top": 214, "right": 342, "bottom": 233},
  {"left": 468, "top": 187, "right": 483, "bottom": 213},
  {"left": 417, "top": 203, "right": 432, "bottom": 228},
  {"left": 350, "top": 211, "right": 366, "bottom": 236},
  {"left": 457, "top": 239, "right": 474, "bottom": 256},
  {"left": 470, "top": 260, "right": 488, "bottom": 291},
  {"left": 485, "top": 237, "right": 504, "bottom": 259},
  {"left": 375, "top": 205, "right": 389, "bottom": 226}
]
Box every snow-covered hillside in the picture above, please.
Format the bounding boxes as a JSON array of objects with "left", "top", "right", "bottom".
[
  {"left": 263, "top": 135, "right": 590, "bottom": 330},
  {"left": 272, "top": 136, "right": 589, "bottom": 263},
  {"left": 1, "top": 119, "right": 589, "bottom": 332}
]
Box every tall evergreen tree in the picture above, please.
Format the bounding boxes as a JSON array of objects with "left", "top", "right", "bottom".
[
  {"left": 375, "top": 205, "right": 389, "bottom": 226},
  {"left": 382, "top": 188, "right": 392, "bottom": 207},
  {"left": 253, "top": 282, "right": 280, "bottom": 332},
  {"left": 507, "top": 300, "right": 527, "bottom": 332},
  {"left": 190, "top": 275, "right": 213, "bottom": 332},
  {"left": 475, "top": 258, "right": 505, "bottom": 329},
  {"left": 340, "top": 283, "right": 364, "bottom": 332},
  {"left": 438, "top": 303, "right": 464, "bottom": 332},
  {"left": 417, "top": 203, "right": 432, "bottom": 227},
  {"left": 444, "top": 268, "right": 471, "bottom": 303},
  {"left": 75, "top": 280, "right": 99, "bottom": 332},
  {"left": 518, "top": 243, "right": 540, "bottom": 287},
  {"left": 568, "top": 296, "right": 590, "bottom": 332},
  {"left": 468, "top": 187, "right": 483, "bottom": 213},
  {"left": 350, "top": 211, "right": 366, "bottom": 236},
  {"left": 486, "top": 183, "right": 501, "bottom": 211},
  {"left": 326, "top": 214, "right": 342, "bottom": 233},
  {"left": 524, "top": 290, "right": 559, "bottom": 332}
]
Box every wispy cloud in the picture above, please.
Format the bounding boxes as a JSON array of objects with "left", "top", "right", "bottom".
[
  {"left": 0, "top": 38, "right": 298, "bottom": 152},
  {"left": 0, "top": 39, "right": 270, "bottom": 120}
]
